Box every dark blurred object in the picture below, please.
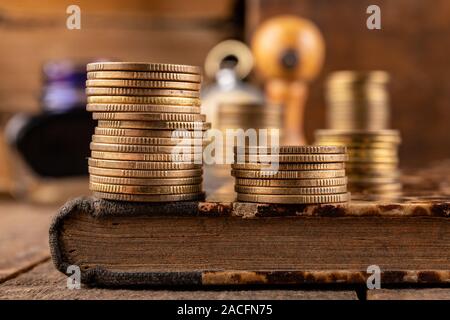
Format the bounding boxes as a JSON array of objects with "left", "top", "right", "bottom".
[
  {"left": 6, "top": 110, "right": 94, "bottom": 177},
  {"left": 251, "top": 15, "right": 325, "bottom": 145},
  {"left": 41, "top": 60, "right": 87, "bottom": 112},
  {"left": 6, "top": 60, "right": 95, "bottom": 178}
]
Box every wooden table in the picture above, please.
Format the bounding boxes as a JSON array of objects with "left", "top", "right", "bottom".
[{"left": 0, "top": 163, "right": 450, "bottom": 300}]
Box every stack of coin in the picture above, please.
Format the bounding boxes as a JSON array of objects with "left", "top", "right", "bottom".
[
  {"left": 231, "top": 146, "right": 349, "bottom": 204},
  {"left": 315, "top": 129, "right": 401, "bottom": 196},
  {"left": 325, "top": 71, "right": 390, "bottom": 130},
  {"left": 217, "top": 102, "right": 283, "bottom": 131},
  {"left": 85, "top": 62, "right": 210, "bottom": 202}
]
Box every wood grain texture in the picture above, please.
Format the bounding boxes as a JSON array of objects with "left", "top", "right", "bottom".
[
  {"left": 250, "top": 0, "right": 450, "bottom": 167},
  {"left": 0, "top": 261, "right": 358, "bottom": 300},
  {"left": 367, "top": 288, "right": 450, "bottom": 300},
  {"left": 0, "top": 201, "right": 55, "bottom": 283}
]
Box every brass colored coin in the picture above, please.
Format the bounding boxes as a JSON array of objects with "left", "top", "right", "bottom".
[
  {"left": 231, "top": 169, "right": 346, "bottom": 179},
  {"left": 347, "top": 149, "right": 398, "bottom": 158},
  {"left": 348, "top": 157, "right": 399, "bottom": 164},
  {"left": 97, "top": 120, "right": 211, "bottom": 130},
  {"left": 86, "top": 87, "right": 200, "bottom": 98},
  {"left": 91, "top": 151, "right": 201, "bottom": 162},
  {"left": 92, "top": 135, "right": 206, "bottom": 146},
  {"left": 87, "top": 71, "right": 201, "bottom": 83},
  {"left": 88, "top": 158, "right": 202, "bottom": 170},
  {"left": 316, "top": 140, "right": 399, "bottom": 150},
  {"left": 87, "top": 103, "right": 200, "bottom": 113},
  {"left": 90, "top": 182, "right": 202, "bottom": 195},
  {"left": 231, "top": 162, "right": 345, "bottom": 171},
  {"left": 236, "top": 193, "right": 350, "bottom": 204},
  {"left": 235, "top": 177, "right": 348, "bottom": 187},
  {"left": 90, "top": 174, "right": 202, "bottom": 186},
  {"left": 327, "top": 71, "right": 389, "bottom": 85},
  {"left": 92, "top": 112, "right": 206, "bottom": 122},
  {"left": 235, "top": 145, "right": 346, "bottom": 154},
  {"left": 235, "top": 185, "right": 347, "bottom": 195},
  {"left": 349, "top": 183, "right": 402, "bottom": 191},
  {"left": 348, "top": 175, "right": 400, "bottom": 184},
  {"left": 95, "top": 127, "right": 204, "bottom": 138},
  {"left": 86, "top": 79, "right": 201, "bottom": 90},
  {"left": 87, "top": 62, "right": 201, "bottom": 74},
  {"left": 315, "top": 129, "right": 401, "bottom": 143},
  {"left": 89, "top": 166, "right": 202, "bottom": 178},
  {"left": 235, "top": 154, "right": 348, "bottom": 163},
  {"left": 88, "top": 96, "right": 201, "bottom": 106},
  {"left": 92, "top": 191, "right": 205, "bottom": 202},
  {"left": 90, "top": 142, "right": 203, "bottom": 154},
  {"left": 345, "top": 162, "right": 398, "bottom": 171}
]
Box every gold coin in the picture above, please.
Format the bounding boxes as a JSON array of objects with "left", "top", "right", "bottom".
[
  {"left": 91, "top": 135, "right": 206, "bottom": 146},
  {"left": 91, "top": 151, "right": 200, "bottom": 162},
  {"left": 348, "top": 157, "right": 399, "bottom": 164},
  {"left": 95, "top": 127, "right": 204, "bottom": 138},
  {"left": 347, "top": 149, "right": 398, "bottom": 158},
  {"left": 86, "top": 87, "right": 200, "bottom": 98},
  {"left": 231, "top": 162, "right": 345, "bottom": 171},
  {"left": 349, "top": 183, "right": 402, "bottom": 192},
  {"left": 87, "top": 62, "right": 201, "bottom": 74},
  {"left": 345, "top": 162, "right": 398, "bottom": 171},
  {"left": 316, "top": 140, "right": 399, "bottom": 149},
  {"left": 87, "top": 103, "right": 200, "bottom": 114},
  {"left": 235, "top": 154, "right": 348, "bottom": 163},
  {"left": 236, "top": 193, "right": 350, "bottom": 204},
  {"left": 348, "top": 175, "right": 400, "bottom": 184},
  {"left": 92, "top": 112, "right": 206, "bottom": 122},
  {"left": 90, "top": 142, "right": 203, "bottom": 154},
  {"left": 89, "top": 166, "right": 202, "bottom": 178},
  {"left": 234, "top": 145, "right": 346, "bottom": 154},
  {"left": 88, "top": 158, "right": 202, "bottom": 170},
  {"left": 86, "top": 79, "right": 201, "bottom": 90},
  {"left": 315, "top": 130, "right": 401, "bottom": 143},
  {"left": 235, "top": 177, "right": 348, "bottom": 187},
  {"left": 231, "top": 169, "right": 346, "bottom": 179},
  {"left": 235, "top": 185, "right": 347, "bottom": 195},
  {"left": 92, "top": 191, "right": 205, "bottom": 202},
  {"left": 90, "top": 182, "right": 202, "bottom": 195},
  {"left": 97, "top": 120, "right": 211, "bottom": 130},
  {"left": 90, "top": 174, "right": 202, "bottom": 186},
  {"left": 327, "top": 71, "right": 389, "bottom": 85},
  {"left": 87, "top": 71, "right": 201, "bottom": 83},
  {"left": 87, "top": 96, "right": 201, "bottom": 106}
]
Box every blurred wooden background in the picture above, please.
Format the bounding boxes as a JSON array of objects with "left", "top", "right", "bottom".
[{"left": 0, "top": 0, "right": 449, "bottom": 168}]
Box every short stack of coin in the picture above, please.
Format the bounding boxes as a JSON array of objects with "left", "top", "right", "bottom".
[
  {"left": 325, "top": 71, "right": 390, "bottom": 131},
  {"left": 315, "top": 130, "right": 401, "bottom": 196},
  {"left": 85, "top": 62, "right": 210, "bottom": 202},
  {"left": 231, "top": 146, "right": 349, "bottom": 204}
]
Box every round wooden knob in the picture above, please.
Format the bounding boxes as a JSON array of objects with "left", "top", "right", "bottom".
[{"left": 251, "top": 15, "right": 325, "bottom": 82}]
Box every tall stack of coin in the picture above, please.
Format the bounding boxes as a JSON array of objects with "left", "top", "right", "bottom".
[
  {"left": 232, "top": 146, "right": 349, "bottom": 204},
  {"left": 325, "top": 71, "right": 390, "bottom": 130},
  {"left": 85, "top": 62, "right": 210, "bottom": 202},
  {"left": 315, "top": 130, "right": 401, "bottom": 196}
]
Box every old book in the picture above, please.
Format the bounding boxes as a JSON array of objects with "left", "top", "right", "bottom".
[{"left": 49, "top": 195, "right": 450, "bottom": 287}]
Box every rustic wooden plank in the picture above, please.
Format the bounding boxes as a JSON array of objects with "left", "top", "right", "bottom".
[
  {"left": 367, "top": 288, "right": 450, "bottom": 300},
  {"left": 0, "top": 201, "right": 55, "bottom": 283},
  {"left": 0, "top": 261, "right": 358, "bottom": 300}
]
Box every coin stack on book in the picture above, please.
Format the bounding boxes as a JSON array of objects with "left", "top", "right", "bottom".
[
  {"left": 231, "top": 146, "right": 349, "bottom": 204},
  {"left": 315, "top": 130, "right": 401, "bottom": 196},
  {"left": 325, "top": 71, "right": 390, "bottom": 131},
  {"left": 85, "top": 62, "right": 210, "bottom": 202}
]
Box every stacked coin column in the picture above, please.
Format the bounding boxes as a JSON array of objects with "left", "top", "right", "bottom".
[
  {"left": 232, "top": 146, "right": 349, "bottom": 204},
  {"left": 85, "top": 62, "right": 210, "bottom": 202},
  {"left": 317, "top": 71, "right": 401, "bottom": 197}
]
